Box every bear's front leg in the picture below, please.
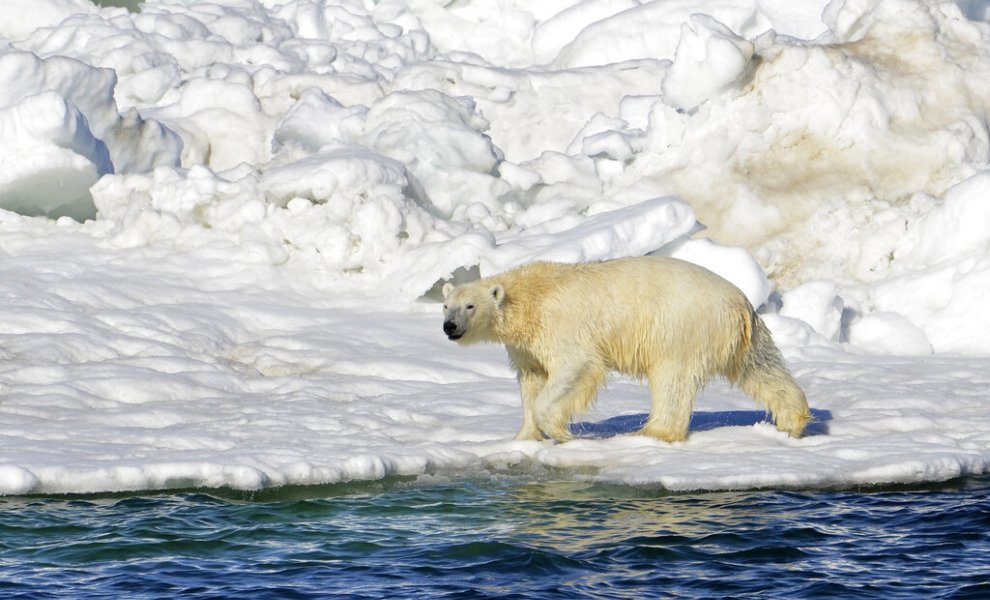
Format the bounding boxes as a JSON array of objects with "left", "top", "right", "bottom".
[
  {"left": 534, "top": 362, "right": 604, "bottom": 443},
  {"left": 514, "top": 369, "right": 546, "bottom": 441}
]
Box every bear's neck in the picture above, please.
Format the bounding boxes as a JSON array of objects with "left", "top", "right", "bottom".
[
  {"left": 486, "top": 263, "right": 569, "bottom": 348},
  {"left": 491, "top": 287, "right": 545, "bottom": 348}
]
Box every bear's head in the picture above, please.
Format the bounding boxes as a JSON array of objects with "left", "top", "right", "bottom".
[{"left": 441, "top": 280, "right": 505, "bottom": 344}]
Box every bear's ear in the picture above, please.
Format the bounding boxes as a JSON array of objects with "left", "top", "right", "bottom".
[
  {"left": 491, "top": 283, "right": 505, "bottom": 307},
  {"left": 442, "top": 282, "right": 455, "bottom": 299}
]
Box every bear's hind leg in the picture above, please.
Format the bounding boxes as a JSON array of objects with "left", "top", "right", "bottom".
[
  {"left": 640, "top": 367, "right": 699, "bottom": 443},
  {"left": 739, "top": 368, "right": 809, "bottom": 438},
  {"left": 738, "top": 317, "right": 810, "bottom": 438}
]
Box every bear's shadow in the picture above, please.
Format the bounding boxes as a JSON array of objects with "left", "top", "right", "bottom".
[{"left": 570, "top": 409, "right": 832, "bottom": 439}]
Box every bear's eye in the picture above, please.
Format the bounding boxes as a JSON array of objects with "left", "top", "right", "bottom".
[
  {"left": 443, "top": 304, "right": 448, "bottom": 310},
  {"left": 466, "top": 304, "right": 475, "bottom": 310}
]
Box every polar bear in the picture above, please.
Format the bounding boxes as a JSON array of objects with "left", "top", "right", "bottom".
[{"left": 442, "top": 256, "right": 809, "bottom": 443}]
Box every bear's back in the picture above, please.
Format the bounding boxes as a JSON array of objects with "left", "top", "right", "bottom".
[
  {"left": 494, "top": 257, "right": 752, "bottom": 374},
  {"left": 499, "top": 257, "right": 744, "bottom": 308}
]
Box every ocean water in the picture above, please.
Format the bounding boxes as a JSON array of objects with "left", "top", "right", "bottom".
[{"left": 2, "top": 475, "right": 989, "bottom": 599}]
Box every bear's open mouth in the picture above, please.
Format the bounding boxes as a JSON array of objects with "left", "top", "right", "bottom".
[{"left": 447, "top": 333, "right": 463, "bottom": 341}]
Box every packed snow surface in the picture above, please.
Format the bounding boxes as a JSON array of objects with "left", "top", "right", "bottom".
[{"left": 1, "top": 0, "right": 989, "bottom": 494}]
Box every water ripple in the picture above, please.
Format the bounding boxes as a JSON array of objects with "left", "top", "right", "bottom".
[{"left": 1, "top": 477, "right": 989, "bottom": 598}]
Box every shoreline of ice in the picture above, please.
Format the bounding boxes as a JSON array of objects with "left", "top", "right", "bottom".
[{"left": 1, "top": 211, "right": 988, "bottom": 496}]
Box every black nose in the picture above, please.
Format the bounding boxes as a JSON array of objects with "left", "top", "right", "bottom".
[{"left": 443, "top": 321, "right": 456, "bottom": 335}]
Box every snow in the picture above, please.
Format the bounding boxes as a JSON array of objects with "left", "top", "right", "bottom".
[
  {"left": 661, "top": 13, "right": 755, "bottom": 112},
  {"left": 0, "top": 0, "right": 989, "bottom": 494}
]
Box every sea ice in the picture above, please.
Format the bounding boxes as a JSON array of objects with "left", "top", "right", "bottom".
[{"left": 0, "top": 0, "right": 988, "bottom": 494}]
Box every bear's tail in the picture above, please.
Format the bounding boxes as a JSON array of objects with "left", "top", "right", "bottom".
[{"left": 737, "top": 312, "right": 810, "bottom": 438}]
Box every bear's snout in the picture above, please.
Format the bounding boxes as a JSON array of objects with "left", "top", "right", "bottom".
[{"left": 443, "top": 320, "right": 462, "bottom": 340}]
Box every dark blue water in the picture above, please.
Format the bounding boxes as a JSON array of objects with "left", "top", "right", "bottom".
[{"left": 1, "top": 475, "right": 989, "bottom": 599}]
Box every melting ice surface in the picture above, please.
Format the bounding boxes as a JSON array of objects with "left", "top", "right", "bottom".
[{"left": 1, "top": 0, "right": 990, "bottom": 494}]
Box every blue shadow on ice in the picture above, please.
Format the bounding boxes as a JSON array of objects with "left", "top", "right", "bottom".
[{"left": 571, "top": 409, "right": 832, "bottom": 439}]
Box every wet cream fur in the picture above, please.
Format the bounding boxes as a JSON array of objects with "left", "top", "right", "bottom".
[{"left": 442, "top": 256, "right": 809, "bottom": 443}]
